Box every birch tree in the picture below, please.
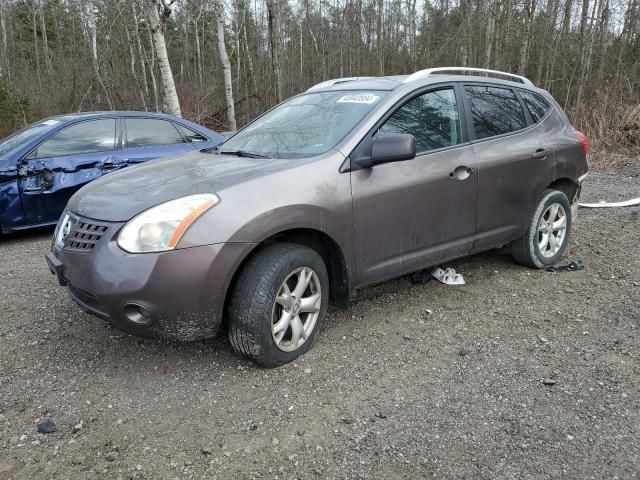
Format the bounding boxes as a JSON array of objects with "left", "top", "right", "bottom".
[
  {"left": 145, "top": 0, "right": 182, "bottom": 117},
  {"left": 216, "top": 0, "right": 236, "bottom": 130},
  {"left": 0, "top": 0, "right": 639, "bottom": 146},
  {"left": 0, "top": 0, "right": 7, "bottom": 77}
]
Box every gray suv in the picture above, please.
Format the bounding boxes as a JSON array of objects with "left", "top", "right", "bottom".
[{"left": 47, "top": 67, "right": 589, "bottom": 367}]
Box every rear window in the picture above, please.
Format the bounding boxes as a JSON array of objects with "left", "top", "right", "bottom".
[
  {"left": 465, "top": 86, "right": 527, "bottom": 139},
  {"left": 125, "top": 119, "right": 184, "bottom": 148},
  {"left": 520, "top": 91, "right": 552, "bottom": 123}
]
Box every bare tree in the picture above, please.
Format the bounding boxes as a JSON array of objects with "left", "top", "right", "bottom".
[
  {"left": 266, "top": 0, "right": 283, "bottom": 103},
  {"left": 0, "top": 0, "right": 7, "bottom": 77},
  {"left": 0, "top": 0, "right": 639, "bottom": 151},
  {"left": 79, "top": 0, "right": 113, "bottom": 109},
  {"left": 37, "top": 0, "right": 52, "bottom": 76},
  {"left": 145, "top": 0, "right": 182, "bottom": 117},
  {"left": 216, "top": 0, "right": 236, "bottom": 130}
]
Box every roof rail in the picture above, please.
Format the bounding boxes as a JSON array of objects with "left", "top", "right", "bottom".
[
  {"left": 403, "top": 67, "right": 534, "bottom": 86},
  {"left": 306, "top": 77, "right": 375, "bottom": 92}
]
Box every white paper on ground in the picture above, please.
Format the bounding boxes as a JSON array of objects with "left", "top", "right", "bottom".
[
  {"left": 578, "top": 198, "right": 640, "bottom": 208},
  {"left": 431, "top": 267, "right": 465, "bottom": 286}
]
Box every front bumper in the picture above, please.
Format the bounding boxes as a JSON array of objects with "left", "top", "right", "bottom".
[{"left": 47, "top": 219, "right": 256, "bottom": 341}]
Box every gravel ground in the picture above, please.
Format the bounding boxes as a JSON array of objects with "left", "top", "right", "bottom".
[{"left": 1, "top": 171, "right": 638, "bottom": 480}]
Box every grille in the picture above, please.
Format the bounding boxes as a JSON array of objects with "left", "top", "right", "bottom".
[{"left": 65, "top": 220, "right": 109, "bottom": 252}]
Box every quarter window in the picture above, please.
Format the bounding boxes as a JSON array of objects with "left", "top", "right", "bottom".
[
  {"left": 125, "top": 119, "right": 185, "bottom": 148},
  {"left": 174, "top": 123, "right": 208, "bottom": 143},
  {"left": 520, "top": 91, "right": 552, "bottom": 123},
  {"left": 34, "top": 119, "right": 116, "bottom": 158},
  {"left": 465, "top": 86, "right": 527, "bottom": 139},
  {"left": 377, "top": 88, "right": 461, "bottom": 154}
]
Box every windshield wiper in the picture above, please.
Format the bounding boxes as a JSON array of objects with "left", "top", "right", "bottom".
[
  {"left": 218, "top": 150, "right": 271, "bottom": 159},
  {"left": 200, "top": 145, "right": 220, "bottom": 153},
  {"left": 200, "top": 145, "right": 271, "bottom": 158}
]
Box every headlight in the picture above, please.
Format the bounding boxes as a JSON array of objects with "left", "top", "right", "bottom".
[{"left": 117, "top": 194, "right": 220, "bottom": 253}]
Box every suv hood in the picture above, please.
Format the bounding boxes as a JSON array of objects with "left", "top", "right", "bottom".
[{"left": 67, "top": 151, "right": 287, "bottom": 222}]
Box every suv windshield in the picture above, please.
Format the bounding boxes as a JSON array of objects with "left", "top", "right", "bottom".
[{"left": 218, "top": 91, "right": 387, "bottom": 159}]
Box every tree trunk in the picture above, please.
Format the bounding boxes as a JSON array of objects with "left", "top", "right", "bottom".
[
  {"left": 266, "top": 0, "right": 283, "bottom": 102},
  {"left": 132, "top": 1, "right": 150, "bottom": 105},
  {"left": 242, "top": 9, "right": 258, "bottom": 98},
  {"left": 304, "top": 0, "right": 320, "bottom": 81},
  {"left": 518, "top": 0, "right": 535, "bottom": 74},
  {"left": 460, "top": 0, "right": 473, "bottom": 67},
  {"left": 0, "top": 0, "right": 7, "bottom": 77},
  {"left": 484, "top": 0, "right": 498, "bottom": 68},
  {"left": 39, "top": 0, "right": 52, "bottom": 76},
  {"left": 408, "top": 0, "right": 417, "bottom": 69},
  {"left": 83, "top": 2, "right": 113, "bottom": 110},
  {"left": 146, "top": 20, "right": 161, "bottom": 112},
  {"left": 216, "top": 4, "right": 236, "bottom": 130},
  {"left": 145, "top": 0, "right": 181, "bottom": 117},
  {"left": 194, "top": 6, "right": 203, "bottom": 86},
  {"left": 576, "top": 0, "right": 600, "bottom": 106},
  {"left": 376, "top": 0, "right": 384, "bottom": 74},
  {"left": 617, "top": 0, "right": 637, "bottom": 71},
  {"left": 124, "top": 23, "right": 146, "bottom": 109},
  {"left": 32, "top": 5, "right": 41, "bottom": 85}
]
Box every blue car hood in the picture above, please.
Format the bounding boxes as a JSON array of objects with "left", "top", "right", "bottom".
[{"left": 67, "top": 151, "right": 286, "bottom": 222}]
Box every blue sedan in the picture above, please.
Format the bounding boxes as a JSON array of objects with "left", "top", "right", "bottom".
[{"left": 0, "top": 111, "right": 224, "bottom": 233}]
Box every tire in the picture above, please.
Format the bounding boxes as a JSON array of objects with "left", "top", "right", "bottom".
[
  {"left": 512, "top": 189, "right": 572, "bottom": 269},
  {"left": 227, "top": 242, "right": 329, "bottom": 368}
]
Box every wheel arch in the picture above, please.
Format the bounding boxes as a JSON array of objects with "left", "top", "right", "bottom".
[
  {"left": 223, "top": 228, "right": 352, "bottom": 328},
  {"left": 547, "top": 177, "right": 579, "bottom": 203}
]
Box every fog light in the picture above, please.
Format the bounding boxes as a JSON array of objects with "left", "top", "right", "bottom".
[{"left": 123, "top": 304, "right": 152, "bottom": 325}]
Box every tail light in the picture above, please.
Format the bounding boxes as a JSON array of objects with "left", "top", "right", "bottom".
[{"left": 574, "top": 130, "right": 589, "bottom": 154}]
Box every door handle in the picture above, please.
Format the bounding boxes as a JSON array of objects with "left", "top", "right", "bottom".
[
  {"left": 532, "top": 148, "right": 547, "bottom": 159},
  {"left": 103, "top": 156, "right": 122, "bottom": 169},
  {"left": 449, "top": 165, "right": 473, "bottom": 180}
]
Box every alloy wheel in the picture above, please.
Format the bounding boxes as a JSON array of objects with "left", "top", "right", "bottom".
[
  {"left": 537, "top": 203, "right": 567, "bottom": 258},
  {"left": 271, "top": 267, "right": 322, "bottom": 352}
]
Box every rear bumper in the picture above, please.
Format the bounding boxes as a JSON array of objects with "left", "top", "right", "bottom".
[
  {"left": 572, "top": 172, "right": 587, "bottom": 221},
  {"left": 47, "top": 233, "right": 257, "bottom": 341}
]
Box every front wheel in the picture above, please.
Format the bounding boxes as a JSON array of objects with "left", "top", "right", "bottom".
[
  {"left": 227, "top": 242, "right": 329, "bottom": 367},
  {"left": 512, "top": 189, "right": 573, "bottom": 268}
]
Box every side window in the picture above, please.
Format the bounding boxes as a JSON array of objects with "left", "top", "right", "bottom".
[
  {"left": 520, "top": 91, "right": 552, "bottom": 123},
  {"left": 174, "top": 123, "right": 208, "bottom": 143},
  {"left": 125, "top": 119, "right": 185, "bottom": 148},
  {"left": 464, "top": 86, "right": 527, "bottom": 139},
  {"left": 377, "top": 88, "right": 461, "bottom": 154},
  {"left": 35, "top": 119, "right": 116, "bottom": 158}
]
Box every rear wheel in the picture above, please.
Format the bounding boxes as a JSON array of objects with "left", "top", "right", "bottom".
[
  {"left": 512, "top": 190, "right": 572, "bottom": 268},
  {"left": 227, "top": 242, "right": 329, "bottom": 367}
]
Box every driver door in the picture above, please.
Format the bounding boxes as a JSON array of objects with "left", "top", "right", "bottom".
[
  {"left": 350, "top": 86, "right": 478, "bottom": 286},
  {"left": 18, "top": 118, "right": 120, "bottom": 225}
]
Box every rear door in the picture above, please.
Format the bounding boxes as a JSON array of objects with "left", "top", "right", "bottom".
[
  {"left": 18, "top": 118, "right": 119, "bottom": 225},
  {"left": 351, "top": 85, "right": 478, "bottom": 286},
  {"left": 462, "top": 84, "right": 548, "bottom": 253},
  {"left": 121, "top": 117, "right": 197, "bottom": 166}
]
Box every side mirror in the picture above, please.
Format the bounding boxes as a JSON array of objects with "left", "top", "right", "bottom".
[{"left": 353, "top": 134, "right": 416, "bottom": 169}]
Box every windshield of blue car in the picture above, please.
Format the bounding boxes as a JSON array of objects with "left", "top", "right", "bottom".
[
  {"left": 217, "top": 91, "right": 388, "bottom": 159},
  {"left": 0, "top": 119, "right": 60, "bottom": 158}
]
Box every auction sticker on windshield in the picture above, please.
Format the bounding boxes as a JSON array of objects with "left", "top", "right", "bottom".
[{"left": 337, "top": 94, "right": 380, "bottom": 104}]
